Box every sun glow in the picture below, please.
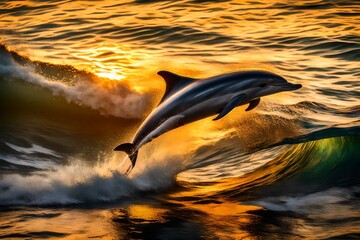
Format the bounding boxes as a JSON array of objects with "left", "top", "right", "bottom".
[{"left": 97, "top": 71, "right": 125, "bottom": 81}]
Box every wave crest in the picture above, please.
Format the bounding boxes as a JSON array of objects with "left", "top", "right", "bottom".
[
  {"left": 0, "top": 46, "right": 149, "bottom": 119},
  {"left": 0, "top": 155, "right": 183, "bottom": 206}
]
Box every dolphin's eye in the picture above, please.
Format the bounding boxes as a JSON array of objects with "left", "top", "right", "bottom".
[{"left": 259, "top": 83, "right": 267, "bottom": 87}]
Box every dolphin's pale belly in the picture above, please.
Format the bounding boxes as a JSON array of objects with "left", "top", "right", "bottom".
[{"left": 134, "top": 94, "right": 235, "bottom": 149}]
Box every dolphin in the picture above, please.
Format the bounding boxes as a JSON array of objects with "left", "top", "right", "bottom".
[{"left": 115, "top": 70, "right": 302, "bottom": 174}]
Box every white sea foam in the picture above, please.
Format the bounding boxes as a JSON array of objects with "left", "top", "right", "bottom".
[
  {"left": 251, "top": 187, "right": 359, "bottom": 217},
  {"left": 5, "top": 142, "right": 61, "bottom": 158},
  {"left": 0, "top": 154, "right": 184, "bottom": 205}
]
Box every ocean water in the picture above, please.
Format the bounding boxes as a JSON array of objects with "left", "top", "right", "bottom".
[{"left": 0, "top": 0, "right": 359, "bottom": 239}]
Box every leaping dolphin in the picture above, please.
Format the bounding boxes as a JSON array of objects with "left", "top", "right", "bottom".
[{"left": 115, "top": 70, "right": 302, "bottom": 174}]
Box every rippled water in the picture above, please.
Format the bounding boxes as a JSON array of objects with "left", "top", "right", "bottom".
[{"left": 0, "top": 0, "right": 359, "bottom": 239}]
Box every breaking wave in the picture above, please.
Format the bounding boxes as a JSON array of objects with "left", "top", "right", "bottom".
[{"left": 0, "top": 45, "right": 149, "bottom": 119}]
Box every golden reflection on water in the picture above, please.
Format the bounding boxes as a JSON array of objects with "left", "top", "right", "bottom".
[
  {"left": 0, "top": 1, "right": 359, "bottom": 239},
  {"left": 0, "top": 208, "right": 115, "bottom": 239},
  {"left": 185, "top": 202, "right": 262, "bottom": 240},
  {"left": 107, "top": 201, "right": 263, "bottom": 240},
  {"left": 70, "top": 43, "right": 151, "bottom": 82},
  {"left": 2, "top": 0, "right": 357, "bottom": 109},
  {"left": 127, "top": 204, "right": 168, "bottom": 222},
  {"left": 175, "top": 201, "right": 262, "bottom": 240}
]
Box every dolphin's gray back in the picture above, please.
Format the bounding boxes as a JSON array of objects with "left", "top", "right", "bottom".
[
  {"left": 132, "top": 70, "right": 285, "bottom": 148},
  {"left": 156, "top": 71, "right": 282, "bottom": 114}
]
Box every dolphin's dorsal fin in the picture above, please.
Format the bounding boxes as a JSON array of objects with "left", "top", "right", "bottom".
[
  {"left": 213, "top": 94, "right": 247, "bottom": 120},
  {"left": 245, "top": 98, "right": 260, "bottom": 111},
  {"left": 157, "top": 71, "right": 196, "bottom": 105}
]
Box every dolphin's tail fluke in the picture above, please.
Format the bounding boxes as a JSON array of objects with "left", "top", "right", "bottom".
[{"left": 114, "top": 143, "right": 138, "bottom": 175}]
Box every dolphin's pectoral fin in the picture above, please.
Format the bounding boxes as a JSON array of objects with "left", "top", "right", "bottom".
[
  {"left": 213, "top": 94, "right": 247, "bottom": 120},
  {"left": 245, "top": 98, "right": 260, "bottom": 111},
  {"left": 157, "top": 71, "right": 197, "bottom": 105}
]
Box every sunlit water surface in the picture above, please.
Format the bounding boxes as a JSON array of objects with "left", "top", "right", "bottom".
[{"left": 0, "top": 0, "right": 359, "bottom": 239}]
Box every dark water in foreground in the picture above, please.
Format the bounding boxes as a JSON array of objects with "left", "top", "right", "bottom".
[{"left": 0, "top": 0, "right": 359, "bottom": 239}]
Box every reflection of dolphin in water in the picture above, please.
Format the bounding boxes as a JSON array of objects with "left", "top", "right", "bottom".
[{"left": 115, "top": 70, "right": 302, "bottom": 174}]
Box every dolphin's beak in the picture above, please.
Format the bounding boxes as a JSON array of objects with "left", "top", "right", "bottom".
[{"left": 280, "top": 82, "right": 302, "bottom": 91}]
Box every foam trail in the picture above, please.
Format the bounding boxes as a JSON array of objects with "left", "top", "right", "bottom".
[
  {"left": 250, "top": 187, "right": 360, "bottom": 215},
  {"left": 0, "top": 155, "right": 184, "bottom": 205},
  {"left": 5, "top": 142, "right": 61, "bottom": 158},
  {"left": 0, "top": 49, "right": 149, "bottom": 119}
]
